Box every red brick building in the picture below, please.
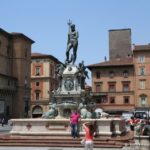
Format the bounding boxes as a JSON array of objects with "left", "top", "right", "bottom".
[
  {"left": 31, "top": 53, "right": 61, "bottom": 118},
  {"left": 88, "top": 57, "right": 135, "bottom": 115}
]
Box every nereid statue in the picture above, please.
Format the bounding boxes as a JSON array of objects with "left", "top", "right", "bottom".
[
  {"left": 42, "top": 103, "right": 57, "bottom": 119},
  {"left": 79, "top": 98, "right": 92, "bottom": 118},
  {"left": 77, "top": 61, "right": 89, "bottom": 89}
]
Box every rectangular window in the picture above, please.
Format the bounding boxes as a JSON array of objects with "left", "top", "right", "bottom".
[
  {"left": 123, "top": 70, "right": 128, "bottom": 78},
  {"left": 122, "top": 82, "right": 130, "bottom": 92},
  {"left": 96, "top": 85, "right": 100, "bottom": 92},
  {"left": 140, "top": 80, "right": 146, "bottom": 89},
  {"left": 95, "top": 82, "right": 102, "bottom": 92},
  {"left": 36, "top": 81, "right": 40, "bottom": 86},
  {"left": 35, "top": 67, "right": 40, "bottom": 76},
  {"left": 25, "top": 48, "right": 28, "bottom": 58},
  {"left": 96, "top": 99, "right": 102, "bottom": 103},
  {"left": 96, "top": 72, "right": 100, "bottom": 79},
  {"left": 95, "top": 84, "right": 101, "bottom": 92},
  {"left": 35, "top": 92, "right": 40, "bottom": 100},
  {"left": 108, "top": 82, "right": 116, "bottom": 92},
  {"left": 7, "top": 45, "right": 10, "bottom": 56},
  {"left": 110, "top": 97, "right": 115, "bottom": 103},
  {"left": 124, "top": 96, "right": 129, "bottom": 104},
  {"left": 138, "top": 56, "right": 145, "bottom": 63},
  {"left": 50, "top": 68, "right": 53, "bottom": 77},
  {"left": 109, "top": 71, "right": 114, "bottom": 78},
  {"left": 50, "top": 64, "right": 54, "bottom": 77},
  {"left": 96, "top": 96, "right": 107, "bottom": 103},
  {"left": 139, "top": 67, "right": 145, "bottom": 75},
  {"left": 141, "top": 97, "right": 147, "bottom": 106}
]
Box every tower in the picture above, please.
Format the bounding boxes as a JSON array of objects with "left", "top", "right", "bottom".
[{"left": 109, "top": 29, "right": 132, "bottom": 60}]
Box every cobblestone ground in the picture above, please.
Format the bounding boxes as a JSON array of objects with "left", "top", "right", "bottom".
[
  {"left": 0, "top": 124, "right": 12, "bottom": 133},
  {"left": 0, "top": 123, "right": 12, "bottom": 134}
]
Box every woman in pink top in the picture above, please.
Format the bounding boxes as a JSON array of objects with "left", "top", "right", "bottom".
[{"left": 82, "top": 122, "right": 95, "bottom": 150}]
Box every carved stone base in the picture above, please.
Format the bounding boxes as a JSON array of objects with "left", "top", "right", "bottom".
[{"left": 10, "top": 118, "right": 125, "bottom": 137}]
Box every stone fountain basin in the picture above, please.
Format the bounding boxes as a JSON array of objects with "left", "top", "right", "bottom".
[{"left": 10, "top": 118, "right": 126, "bottom": 137}]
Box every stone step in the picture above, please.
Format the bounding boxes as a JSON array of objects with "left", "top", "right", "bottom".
[
  {"left": 0, "top": 139, "right": 119, "bottom": 144},
  {"left": 0, "top": 135, "right": 127, "bottom": 143},
  {"left": 0, "top": 132, "right": 134, "bottom": 148},
  {"left": 0, "top": 134, "right": 132, "bottom": 140},
  {"left": 0, "top": 136, "right": 125, "bottom": 148},
  {"left": 0, "top": 142, "right": 123, "bottom": 148}
]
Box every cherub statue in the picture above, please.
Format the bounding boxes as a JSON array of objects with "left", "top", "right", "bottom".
[{"left": 55, "top": 64, "right": 65, "bottom": 89}]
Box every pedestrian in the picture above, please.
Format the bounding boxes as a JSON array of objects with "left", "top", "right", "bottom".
[
  {"left": 82, "top": 122, "right": 95, "bottom": 150},
  {"left": 1, "top": 118, "right": 5, "bottom": 127},
  {"left": 142, "top": 121, "right": 150, "bottom": 136},
  {"left": 129, "top": 116, "right": 141, "bottom": 131},
  {"left": 70, "top": 109, "right": 80, "bottom": 138}
]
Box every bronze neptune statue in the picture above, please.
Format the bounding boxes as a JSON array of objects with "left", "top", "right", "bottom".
[{"left": 66, "top": 20, "right": 79, "bottom": 64}]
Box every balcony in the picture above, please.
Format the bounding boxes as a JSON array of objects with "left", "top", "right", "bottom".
[
  {"left": 31, "top": 99, "right": 49, "bottom": 105},
  {"left": 91, "top": 92, "right": 107, "bottom": 96}
]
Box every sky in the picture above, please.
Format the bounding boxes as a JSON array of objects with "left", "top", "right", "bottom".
[{"left": 0, "top": 0, "right": 150, "bottom": 85}]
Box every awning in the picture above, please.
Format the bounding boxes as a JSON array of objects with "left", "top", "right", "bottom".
[{"left": 32, "top": 107, "right": 43, "bottom": 114}]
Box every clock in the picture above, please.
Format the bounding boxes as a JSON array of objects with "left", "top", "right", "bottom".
[{"left": 64, "top": 78, "right": 74, "bottom": 91}]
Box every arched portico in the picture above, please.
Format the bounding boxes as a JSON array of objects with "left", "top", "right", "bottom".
[{"left": 32, "top": 105, "right": 43, "bottom": 118}]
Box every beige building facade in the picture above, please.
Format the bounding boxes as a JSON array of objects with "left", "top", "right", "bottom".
[
  {"left": 31, "top": 53, "right": 61, "bottom": 118},
  {"left": 0, "top": 28, "right": 34, "bottom": 118},
  {"left": 133, "top": 45, "right": 150, "bottom": 111}
]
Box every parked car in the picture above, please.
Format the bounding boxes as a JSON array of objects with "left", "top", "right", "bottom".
[{"left": 134, "top": 111, "right": 149, "bottom": 120}]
